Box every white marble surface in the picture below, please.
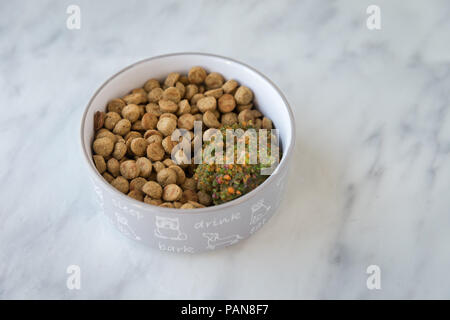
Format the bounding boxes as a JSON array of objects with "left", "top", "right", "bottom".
[{"left": 1, "top": 0, "right": 450, "bottom": 299}]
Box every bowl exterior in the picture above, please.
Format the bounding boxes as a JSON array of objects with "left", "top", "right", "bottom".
[{"left": 89, "top": 161, "right": 291, "bottom": 253}]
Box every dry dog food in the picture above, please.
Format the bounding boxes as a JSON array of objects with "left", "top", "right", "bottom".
[{"left": 92, "top": 66, "right": 278, "bottom": 209}]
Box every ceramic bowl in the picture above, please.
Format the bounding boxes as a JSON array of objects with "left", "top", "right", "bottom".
[{"left": 80, "top": 53, "right": 295, "bottom": 253}]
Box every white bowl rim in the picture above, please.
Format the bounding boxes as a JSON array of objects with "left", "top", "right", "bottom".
[{"left": 80, "top": 52, "right": 296, "bottom": 215}]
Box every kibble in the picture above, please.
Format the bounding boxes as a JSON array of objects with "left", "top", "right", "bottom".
[
  {"left": 141, "top": 113, "right": 158, "bottom": 130},
  {"left": 120, "top": 160, "right": 140, "bottom": 179},
  {"left": 93, "top": 155, "right": 106, "bottom": 173},
  {"left": 146, "top": 142, "right": 165, "bottom": 161},
  {"left": 163, "top": 184, "right": 182, "bottom": 201},
  {"left": 218, "top": 94, "right": 236, "bottom": 113},
  {"left": 122, "top": 104, "right": 141, "bottom": 123},
  {"left": 157, "top": 117, "right": 177, "bottom": 136},
  {"left": 130, "top": 177, "right": 147, "bottom": 192},
  {"left": 113, "top": 119, "right": 131, "bottom": 135},
  {"left": 93, "top": 137, "right": 114, "bottom": 157},
  {"left": 197, "top": 96, "right": 217, "bottom": 113},
  {"left": 136, "top": 157, "right": 152, "bottom": 178},
  {"left": 107, "top": 158, "right": 120, "bottom": 177},
  {"left": 111, "top": 176, "right": 129, "bottom": 194},
  {"left": 157, "top": 168, "right": 177, "bottom": 187},
  {"left": 142, "top": 181, "right": 163, "bottom": 199},
  {"left": 188, "top": 66, "right": 207, "bottom": 84}
]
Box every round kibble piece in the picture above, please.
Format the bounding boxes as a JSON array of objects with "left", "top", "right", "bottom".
[
  {"left": 191, "top": 93, "right": 204, "bottom": 106},
  {"left": 130, "top": 138, "right": 148, "bottom": 157},
  {"left": 159, "top": 99, "right": 178, "bottom": 113},
  {"left": 103, "top": 172, "right": 114, "bottom": 183},
  {"left": 123, "top": 92, "right": 147, "bottom": 105},
  {"left": 203, "top": 111, "right": 221, "bottom": 128},
  {"left": 107, "top": 98, "right": 126, "bottom": 114},
  {"left": 235, "top": 86, "right": 253, "bottom": 105},
  {"left": 112, "top": 141, "right": 127, "bottom": 160},
  {"left": 141, "top": 113, "right": 158, "bottom": 130},
  {"left": 188, "top": 66, "right": 207, "bottom": 84},
  {"left": 197, "top": 96, "right": 217, "bottom": 113},
  {"left": 222, "top": 79, "right": 238, "bottom": 93},
  {"left": 136, "top": 157, "right": 152, "bottom": 178},
  {"left": 120, "top": 160, "right": 140, "bottom": 179},
  {"left": 142, "top": 181, "right": 163, "bottom": 199},
  {"left": 185, "top": 84, "right": 198, "bottom": 100},
  {"left": 204, "top": 88, "right": 223, "bottom": 99},
  {"left": 146, "top": 142, "right": 165, "bottom": 161},
  {"left": 177, "top": 113, "right": 195, "bottom": 130},
  {"left": 153, "top": 161, "right": 165, "bottom": 173},
  {"left": 130, "top": 177, "right": 147, "bottom": 192},
  {"left": 148, "top": 87, "right": 164, "bottom": 103},
  {"left": 262, "top": 117, "right": 273, "bottom": 129},
  {"left": 163, "top": 184, "right": 182, "bottom": 201},
  {"left": 144, "top": 79, "right": 160, "bottom": 92},
  {"left": 162, "top": 136, "right": 178, "bottom": 154},
  {"left": 93, "top": 155, "right": 106, "bottom": 173},
  {"left": 175, "top": 82, "right": 185, "bottom": 97},
  {"left": 221, "top": 112, "right": 238, "bottom": 126},
  {"left": 168, "top": 165, "right": 186, "bottom": 184},
  {"left": 121, "top": 104, "right": 141, "bottom": 123},
  {"left": 182, "top": 177, "right": 196, "bottom": 191},
  {"left": 111, "top": 176, "right": 129, "bottom": 194},
  {"left": 113, "top": 119, "right": 131, "bottom": 136},
  {"left": 96, "top": 128, "right": 116, "bottom": 142},
  {"left": 177, "top": 99, "right": 191, "bottom": 115},
  {"left": 93, "top": 137, "right": 114, "bottom": 157},
  {"left": 205, "top": 72, "right": 224, "bottom": 89},
  {"left": 157, "top": 117, "right": 177, "bottom": 136},
  {"left": 145, "top": 103, "right": 162, "bottom": 116},
  {"left": 162, "top": 87, "right": 181, "bottom": 103},
  {"left": 157, "top": 168, "right": 177, "bottom": 187},
  {"left": 181, "top": 189, "right": 198, "bottom": 203},
  {"left": 164, "top": 72, "right": 180, "bottom": 87},
  {"left": 107, "top": 158, "right": 120, "bottom": 177},
  {"left": 146, "top": 134, "right": 163, "bottom": 145},
  {"left": 218, "top": 94, "right": 236, "bottom": 113},
  {"left": 197, "top": 190, "right": 212, "bottom": 206},
  {"left": 238, "top": 109, "right": 255, "bottom": 124},
  {"left": 128, "top": 190, "right": 144, "bottom": 202},
  {"left": 104, "top": 112, "right": 121, "bottom": 130}
]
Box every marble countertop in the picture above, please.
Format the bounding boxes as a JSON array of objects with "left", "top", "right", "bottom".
[{"left": 1, "top": 0, "right": 449, "bottom": 299}]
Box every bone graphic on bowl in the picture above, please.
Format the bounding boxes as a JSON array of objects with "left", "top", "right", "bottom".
[
  {"left": 114, "top": 212, "right": 141, "bottom": 241},
  {"left": 203, "top": 233, "right": 242, "bottom": 250},
  {"left": 250, "top": 199, "right": 271, "bottom": 225},
  {"left": 154, "top": 216, "right": 187, "bottom": 241}
]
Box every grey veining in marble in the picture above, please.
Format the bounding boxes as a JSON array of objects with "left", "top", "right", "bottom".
[{"left": 1, "top": 0, "right": 450, "bottom": 299}]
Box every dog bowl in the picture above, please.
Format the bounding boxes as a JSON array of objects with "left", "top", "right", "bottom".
[{"left": 80, "top": 53, "right": 295, "bottom": 253}]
